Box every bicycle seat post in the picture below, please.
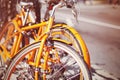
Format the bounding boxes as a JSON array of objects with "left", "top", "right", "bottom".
[{"left": 19, "top": 2, "right": 34, "bottom": 26}]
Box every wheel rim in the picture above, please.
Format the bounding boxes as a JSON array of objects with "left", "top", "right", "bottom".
[{"left": 5, "top": 41, "right": 90, "bottom": 80}]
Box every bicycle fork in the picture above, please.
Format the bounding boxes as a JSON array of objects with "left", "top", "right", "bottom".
[{"left": 34, "top": 17, "right": 54, "bottom": 80}]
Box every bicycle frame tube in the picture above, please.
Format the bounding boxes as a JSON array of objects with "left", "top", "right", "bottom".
[
  {"left": 11, "top": 33, "right": 23, "bottom": 57},
  {"left": 34, "top": 17, "right": 54, "bottom": 80},
  {"left": 0, "top": 30, "right": 22, "bottom": 62},
  {"left": 21, "top": 21, "right": 47, "bottom": 31},
  {"left": 0, "top": 15, "right": 53, "bottom": 63},
  {"left": 0, "top": 45, "right": 11, "bottom": 62}
]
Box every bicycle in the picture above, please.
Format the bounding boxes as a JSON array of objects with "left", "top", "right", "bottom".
[
  {"left": 0, "top": 0, "right": 90, "bottom": 67},
  {"left": 4, "top": 40, "right": 92, "bottom": 80},
  {"left": 0, "top": 0, "right": 92, "bottom": 80}
]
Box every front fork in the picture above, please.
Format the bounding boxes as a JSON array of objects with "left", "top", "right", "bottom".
[
  {"left": 35, "top": 34, "right": 48, "bottom": 80},
  {"left": 35, "top": 35, "right": 54, "bottom": 80},
  {"left": 35, "top": 17, "right": 54, "bottom": 80}
]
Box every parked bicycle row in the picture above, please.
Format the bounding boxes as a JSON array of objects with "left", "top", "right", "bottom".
[{"left": 0, "top": 0, "right": 92, "bottom": 80}]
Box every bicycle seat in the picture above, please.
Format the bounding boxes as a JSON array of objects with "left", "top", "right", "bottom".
[{"left": 20, "top": 2, "right": 33, "bottom": 9}]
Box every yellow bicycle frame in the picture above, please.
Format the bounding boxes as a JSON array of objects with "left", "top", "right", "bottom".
[{"left": 0, "top": 2, "right": 91, "bottom": 80}]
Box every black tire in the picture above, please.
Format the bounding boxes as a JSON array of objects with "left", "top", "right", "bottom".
[{"left": 4, "top": 40, "right": 92, "bottom": 80}]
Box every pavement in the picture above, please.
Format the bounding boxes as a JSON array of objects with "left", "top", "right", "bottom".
[
  {"left": 78, "top": 3, "right": 120, "bottom": 28},
  {"left": 75, "top": 3, "right": 120, "bottom": 80}
]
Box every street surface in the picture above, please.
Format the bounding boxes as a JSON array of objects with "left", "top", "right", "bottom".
[
  {"left": 78, "top": 4, "right": 120, "bottom": 80},
  {"left": 47, "top": 3, "right": 120, "bottom": 80}
]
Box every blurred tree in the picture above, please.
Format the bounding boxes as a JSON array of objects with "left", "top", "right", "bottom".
[{"left": 0, "top": 0, "right": 10, "bottom": 26}]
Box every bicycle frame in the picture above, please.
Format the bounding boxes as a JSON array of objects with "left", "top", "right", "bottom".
[
  {"left": 0, "top": 14, "right": 62, "bottom": 80},
  {"left": 0, "top": 1, "right": 91, "bottom": 80}
]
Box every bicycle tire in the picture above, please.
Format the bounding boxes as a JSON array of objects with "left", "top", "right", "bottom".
[
  {"left": 4, "top": 40, "right": 92, "bottom": 80},
  {"left": 51, "top": 23, "right": 90, "bottom": 68},
  {"left": 0, "top": 21, "right": 15, "bottom": 63},
  {"left": 51, "top": 25, "right": 81, "bottom": 53},
  {"left": 0, "top": 21, "right": 29, "bottom": 55},
  {"left": 0, "top": 21, "right": 16, "bottom": 79},
  {"left": 0, "top": 21, "right": 29, "bottom": 78}
]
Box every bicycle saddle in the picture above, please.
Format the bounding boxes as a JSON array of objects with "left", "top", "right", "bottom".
[{"left": 20, "top": 2, "right": 33, "bottom": 9}]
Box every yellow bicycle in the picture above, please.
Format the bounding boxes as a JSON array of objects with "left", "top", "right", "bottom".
[{"left": 0, "top": 0, "right": 91, "bottom": 80}]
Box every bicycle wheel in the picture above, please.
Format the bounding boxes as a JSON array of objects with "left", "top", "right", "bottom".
[
  {"left": 0, "top": 21, "right": 28, "bottom": 79},
  {"left": 0, "top": 22, "right": 16, "bottom": 63},
  {"left": 51, "top": 23, "right": 90, "bottom": 68},
  {"left": 4, "top": 40, "right": 92, "bottom": 80},
  {"left": 0, "top": 21, "right": 16, "bottom": 79},
  {"left": 51, "top": 26, "right": 80, "bottom": 52}
]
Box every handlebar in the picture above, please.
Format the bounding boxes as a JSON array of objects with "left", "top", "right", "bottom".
[
  {"left": 49, "top": 0, "right": 78, "bottom": 22},
  {"left": 50, "top": 1, "right": 65, "bottom": 17}
]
